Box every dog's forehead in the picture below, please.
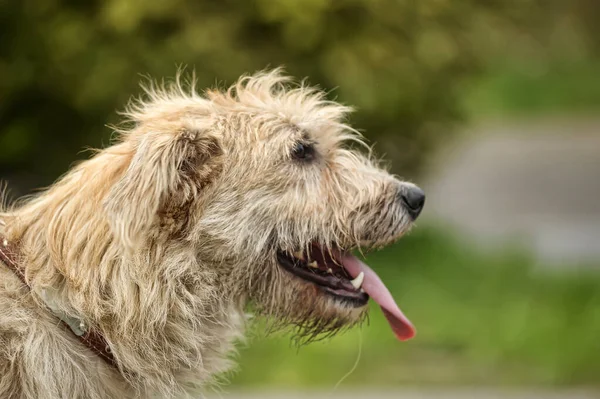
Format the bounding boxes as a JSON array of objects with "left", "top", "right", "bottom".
[
  {"left": 247, "top": 114, "right": 353, "bottom": 150},
  {"left": 123, "top": 69, "right": 363, "bottom": 151}
]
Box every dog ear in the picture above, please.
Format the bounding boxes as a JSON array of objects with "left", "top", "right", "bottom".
[{"left": 105, "top": 128, "right": 222, "bottom": 249}]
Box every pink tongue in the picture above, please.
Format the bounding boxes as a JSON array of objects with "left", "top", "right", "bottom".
[{"left": 341, "top": 254, "right": 416, "bottom": 341}]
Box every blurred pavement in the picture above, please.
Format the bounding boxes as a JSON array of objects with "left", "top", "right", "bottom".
[{"left": 424, "top": 117, "right": 600, "bottom": 267}]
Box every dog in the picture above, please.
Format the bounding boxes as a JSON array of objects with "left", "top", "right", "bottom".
[{"left": 0, "top": 69, "right": 425, "bottom": 398}]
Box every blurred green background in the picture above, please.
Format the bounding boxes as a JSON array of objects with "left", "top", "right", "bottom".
[{"left": 1, "top": 0, "right": 599, "bottom": 392}]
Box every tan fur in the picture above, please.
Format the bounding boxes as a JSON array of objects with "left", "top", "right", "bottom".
[{"left": 0, "top": 69, "right": 418, "bottom": 398}]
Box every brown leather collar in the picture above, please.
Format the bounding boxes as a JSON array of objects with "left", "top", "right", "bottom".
[{"left": 0, "top": 235, "right": 118, "bottom": 368}]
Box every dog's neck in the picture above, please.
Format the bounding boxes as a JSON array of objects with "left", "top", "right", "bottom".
[{"left": 1, "top": 157, "right": 247, "bottom": 395}]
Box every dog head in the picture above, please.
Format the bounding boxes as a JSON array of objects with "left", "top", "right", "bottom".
[{"left": 105, "top": 70, "right": 424, "bottom": 342}]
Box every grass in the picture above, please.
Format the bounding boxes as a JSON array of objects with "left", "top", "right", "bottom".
[
  {"left": 228, "top": 227, "right": 600, "bottom": 388},
  {"left": 463, "top": 59, "right": 600, "bottom": 119}
]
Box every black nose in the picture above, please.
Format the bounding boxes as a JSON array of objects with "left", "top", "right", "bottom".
[{"left": 399, "top": 185, "right": 426, "bottom": 220}]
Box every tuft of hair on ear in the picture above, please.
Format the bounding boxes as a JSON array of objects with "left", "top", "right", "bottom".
[{"left": 104, "top": 127, "right": 222, "bottom": 251}]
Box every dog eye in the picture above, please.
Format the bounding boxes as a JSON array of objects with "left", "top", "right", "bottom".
[{"left": 291, "top": 142, "right": 316, "bottom": 162}]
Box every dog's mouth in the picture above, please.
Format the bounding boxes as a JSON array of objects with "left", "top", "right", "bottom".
[
  {"left": 277, "top": 242, "right": 416, "bottom": 341},
  {"left": 277, "top": 243, "right": 369, "bottom": 307}
]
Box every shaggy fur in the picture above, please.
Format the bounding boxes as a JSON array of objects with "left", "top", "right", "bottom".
[{"left": 0, "top": 70, "right": 418, "bottom": 398}]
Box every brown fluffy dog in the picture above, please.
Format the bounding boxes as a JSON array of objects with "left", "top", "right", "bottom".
[{"left": 0, "top": 70, "right": 424, "bottom": 398}]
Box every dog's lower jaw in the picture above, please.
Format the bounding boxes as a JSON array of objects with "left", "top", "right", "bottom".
[{"left": 240, "top": 266, "right": 368, "bottom": 344}]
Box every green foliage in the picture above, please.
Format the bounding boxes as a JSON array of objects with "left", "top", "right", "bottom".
[
  {"left": 3, "top": 0, "right": 595, "bottom": 192},
  {"left": 231, "top": 227, "right": 600, "bottom": 388}
]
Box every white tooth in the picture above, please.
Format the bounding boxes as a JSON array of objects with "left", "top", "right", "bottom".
[
  {"left": 350, "top": 272, "right": 365, "bottom": 290},
  {"left": 308, "top": 261, "right": 318, "bottom": 268},
  {"left": 294, "top": 251, "right": 305, "bottom": 260},
  {"left": 327, "top": 268, "right": 333, "bottom": 274}
]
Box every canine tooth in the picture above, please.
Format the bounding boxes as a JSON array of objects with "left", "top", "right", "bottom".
[
  {"left": 350, "top": 272, "right": 364, "bottom": 289},
  {"left": 293, "top": 251, "right": 305, "bottom": 260},
  {"left": 308, "top": 261, "right": 318, "bottom": 268},
  {"left": 327, "top": 268, "right": 333, "bottom": 274}
]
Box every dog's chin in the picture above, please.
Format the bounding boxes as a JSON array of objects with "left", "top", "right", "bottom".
[
  {"left": 252, "top": 243, "right": 367, "bottom": 340},
  {"left": 272, "top": 278, "right": 368, "bottom": 342}
]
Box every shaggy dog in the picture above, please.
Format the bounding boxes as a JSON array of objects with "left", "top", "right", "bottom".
[{"left": 0, "top": 70, "right": 425, "bottom": 398}]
